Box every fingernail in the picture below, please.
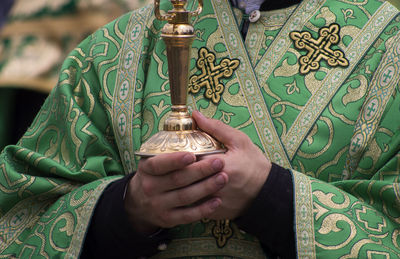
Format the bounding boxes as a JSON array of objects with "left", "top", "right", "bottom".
[
  {"left": 182, "top": 154, "right": 194, "bottom": 165},
  {"left": 212, "top": 159, "right": 223, "bottom": 171},
  {"left": 215, "top": 174, "right": 226, "bottom": 186},
  {"left": 210, "top": 198, "right": 220, "bottom": 210}
]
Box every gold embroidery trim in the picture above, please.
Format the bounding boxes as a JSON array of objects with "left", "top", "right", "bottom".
[
  {"left": 289, "top": 23, "right": 349, "bottom": 74},
  {"left": 189, "top": 47, "right": 239, "bottom": 104},
  {"left": 202, "top": 218, "right": 234, "bottom": 248},
  {"left": 213, "top": 219, "right": 233, "bottom": 248}
]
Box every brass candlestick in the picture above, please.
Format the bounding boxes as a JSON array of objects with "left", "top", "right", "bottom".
[{"left": 135, "top": 0, "right": 225, "bottom": 157}]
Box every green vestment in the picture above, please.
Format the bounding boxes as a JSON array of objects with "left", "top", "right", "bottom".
[{"left": 1, "top": 0, "right": 400, "bottom": 258}]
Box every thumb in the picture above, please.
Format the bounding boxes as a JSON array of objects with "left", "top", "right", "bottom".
[{"left": 192, "top": 111, "right": 243, "bottom": 148}]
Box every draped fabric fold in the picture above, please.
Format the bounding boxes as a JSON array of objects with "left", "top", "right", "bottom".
[{"left": 0, "top": 0, "right": 400, "bottom": 258}]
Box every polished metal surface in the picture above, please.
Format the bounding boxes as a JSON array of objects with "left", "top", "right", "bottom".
[{"left": 136, "top": 0, "right": 225, "bottom": 157}]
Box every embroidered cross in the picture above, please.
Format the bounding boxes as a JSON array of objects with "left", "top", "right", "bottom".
[
  {"left": 366, "top": 102, "right": 377, "bottom": 117},
  {"left": 351, "top": 137, "right": 362, "bottom": 153},
  {"left": 361, "top": 34, "right": 370, "bottom": 43},
  {"left": 300, "top": 206, "right": 307, "bottom": 218},
  {"left": 264, "top": 129, "right": 272, "bottom": 141},
  {"left": 289, "top": 23, "right": 349, "bottom": 74},
  {"left": 189, "top": 47, "right": 240, "bottom": 104},
  {"left": 120, "top": 82, "right": 128, "bottom": 97},
  {"left": 212, "top": 219, "right": 233, "bottom": 248},
  {"left": 301, "top": 232, "right": 309, "bottom": 243},
  {"left": 274, "top": 154, "right": 282, "bottom": 165},
  {"left": 249, "top": 33, "right": 257, "bottom": 47},
  {"left": 12, "top": 212, "right": 25, "bottom": 225},
  {"left": 333, "top": 71, "right": 342, "bottom": 81},
  {"left": 255, "top": 104, "right": 263, "bottom": 117},
  {"left": 131, "top": 25, "right": 141, "bottom": 39},
  {"left": 275, "top": 39, "right": 285, "bottom": 50},
  {"left": 302, "top": 113, "right": 311, "bottom": 125},
  {"left": 125, "top": 52, "right": 133, "bottom": 67},
  {"left": 119, "top": 116, "right": 126, "bottom": 133},
  {"left": 229, "top": 34, "right": 238, "bottom": 47},
  {"left": 260, "top": 60, "right": 270, "bottom": 74},
  {"left": 245, "top": 80, "right": 254, "bottom": 93},
  {"left": 383, "top": 69, "right": 393, "bottom": 84},
  {"left": 222, "top": 12, "right": 229, "bottom": 24}
]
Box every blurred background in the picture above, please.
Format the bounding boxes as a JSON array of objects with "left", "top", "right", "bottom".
[{"left": 0, "top": 0, "right": 151, "bottom": 150}]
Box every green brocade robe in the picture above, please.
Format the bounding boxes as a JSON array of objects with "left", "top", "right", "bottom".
[{"left": 1, "top": 0, "right": 400, "bottom": 258}]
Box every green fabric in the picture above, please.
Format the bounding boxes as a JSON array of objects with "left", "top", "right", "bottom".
[
  {"left": 1, "top": 0, "right": 400, "bottom": 258},
  {"left": 0, "top": 10, "right": 131, "bottom": 257}
]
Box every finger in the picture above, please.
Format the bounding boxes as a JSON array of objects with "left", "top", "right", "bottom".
[
  {"left": 138, "top": 152, "right": 196, "bottom": 176},
  {"left": 165, "top": 197, "right": 222, "bottom": 227},
  {"left": 164, "top": 158, "right": 224, "bottom": 190},
  {"left": 192, "top": 111, "right": 245, "bottom": 148},
  {"left": 164, "top": 172, "right": 228, "bottom": 208}
]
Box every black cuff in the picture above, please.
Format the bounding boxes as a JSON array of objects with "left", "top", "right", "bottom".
[
  {"left": 81, "top": 174, "right": 169, "bottom": 258},
  {"left": 234, "top": 163, "right": 295, "bottom": 258}
]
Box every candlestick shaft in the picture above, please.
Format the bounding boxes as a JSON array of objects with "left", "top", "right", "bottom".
[
  {"left": 136, "top": 0, "right": 224, "bottom": 157},
  {"left": 162, "top": 24, "right": 194, "bottom": 105}
]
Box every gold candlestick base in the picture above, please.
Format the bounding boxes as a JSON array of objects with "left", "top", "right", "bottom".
[{"left": 136, "top": 106, "right": 225, "bottom": 157}]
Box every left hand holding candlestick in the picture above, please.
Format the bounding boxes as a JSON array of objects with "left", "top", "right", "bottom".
[{"left": 125, "top": 111, "right": 271, "bottom": 233}]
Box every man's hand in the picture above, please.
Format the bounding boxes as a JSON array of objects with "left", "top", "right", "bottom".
[
  {"left": 192, "top": 111, "right": 272, "bottom": 220},
  {"left": 124, "top": 152, "right": 228, "bottom": 235},
  {"left": 124, "top": 111, "right": 271, "bottom": 234}
]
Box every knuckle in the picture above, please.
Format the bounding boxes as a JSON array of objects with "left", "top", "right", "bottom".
[
  {"left": 170, "top": 171, "right": 184, "bottom": 187},
  {"left": 236, "top": 131, "right": 249, "bottom": 146},
  {"left": 197, "top": 203, "right": 215, "bottom": 220},
  {"left": 199, "top": 205, "right": 212, "bottom": 218},
  {"left": 181, "top": 211, "right": 194, "bottom": 224},
  {"left": 137, "top": 161, "right": 146, "bottom": 174},
  {"left": 159, "top": 212, "right": 174, "bottom": 228},
  {"left": 158, "top": 212, "right": 168, "bottom": 226},
  {"left": 176, "top": 190, "right": 190, "bottom": 205},
  {"left": 141, "top": 178, "right": 154, "bottom": 196},
  {"left": 207, "top": 179, "right": 219, "bottom": 192},
  {"left": 149, "top": 198, "right": 160, "bottom": 210},
  {"left": 201, "top": 161, "right": 214, "bottom": 176},
  {"left": 159, "top": 211, "right": 169, "bottom": 224},
  {"left": 146, "top": 158, "right": 159, "bottom": 174}
]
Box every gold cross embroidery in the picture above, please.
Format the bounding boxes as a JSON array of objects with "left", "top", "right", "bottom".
[
  {"left": 212, "top": 219, "right": 233, "bottom": 248},
  {"left": 289, "top": 23, "right": 349, "bottom": 74},
  {"left": 201, "top": 218, "right": 233, "bottom": 248},
  {"left": 189, "top": 47, "right": 239, "bottom": 104}
]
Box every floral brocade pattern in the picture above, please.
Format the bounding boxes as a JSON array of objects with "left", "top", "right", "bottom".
[{"left": 0, "top": 0, "right": 399, "bottom": 258}]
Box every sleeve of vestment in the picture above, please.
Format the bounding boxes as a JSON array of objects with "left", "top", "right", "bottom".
[
  {"left": 241, "top": 15, "right": 400, "bottom": 258},
  {"left": 290, "top": 149, "right": 400, "bottom": 258},
  {"left": 0, "top": 12, "right": 136, "bottom": 258},
  {"left": 235, "top": 163, "right": 296, "bottom": 258},
  {"left": 289, "top": 36, "right": 400, "bottom": 258},
  {"left": 239, "top": 78, "right": 400, "bottom": 259},
  {"left": 80, "top": 174, "right": 170, "bottom": 258}
]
